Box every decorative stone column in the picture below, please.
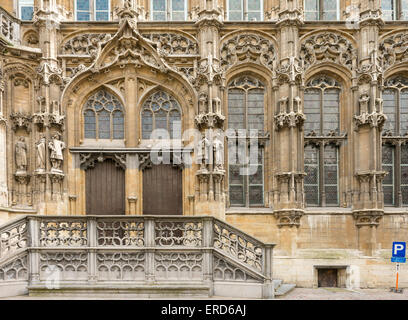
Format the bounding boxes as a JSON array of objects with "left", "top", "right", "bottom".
[
  {"left": 273, "top": 1, "right": 305, "bottom": 229},
  {"left": 0, "top": 63, "right": 8, "bottom": 207},
  {"left": 352, "top": 0, "right": 385, "bottom": 256},
  {"left": 271, "top": 0, "right": 305, "bottom": 256},
  {"left": 33, "top": 0, "right": 66, "bottom": 213},
  {"left": 193, "top": 0, "right": 226, "bottom": 220}
]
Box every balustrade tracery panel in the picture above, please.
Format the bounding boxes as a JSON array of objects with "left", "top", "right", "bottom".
[
  {"left": 97, "top": 252, "right": 145, "bottom": 281},
  {"left": 0, "top": 220, "right": 27, "bottom": 259},
  {"left": 213, "top": 220, "right": 263, "bottom": 273},
  {"left": 154, "top": 220, "right": 203, "bottom": 247},
  {"left": 96, "top": 219, "right": 144, "bottom": 246}
]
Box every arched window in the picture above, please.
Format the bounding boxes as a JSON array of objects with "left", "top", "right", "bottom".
[
  {"left": 382, "top": 76, "right": 408, "bottom": 206},
  {"left": 141, "top": 91, "right": 182, "bottom": 139},
  {"left": 304, "top": 76, "right": 342, "bottom": 206},
  {"left": 227, "top": 76, "right": 265, "bottom": 207},
  {"left": 83, "top": 90, "right": 124, "bottom": 140}
]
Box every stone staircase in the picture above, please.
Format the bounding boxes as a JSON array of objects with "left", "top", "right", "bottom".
[{"left": 0, "top": 215, "right": 293, "bottom": 299}]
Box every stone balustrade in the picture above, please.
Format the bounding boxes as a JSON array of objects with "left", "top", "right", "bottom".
[{"left": 0, "top": 215, "right": 275, "bottom": 298}]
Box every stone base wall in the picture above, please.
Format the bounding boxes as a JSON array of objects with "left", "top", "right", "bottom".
[{"left": 226, "top": 211, "right": 408, "bottom": 288}]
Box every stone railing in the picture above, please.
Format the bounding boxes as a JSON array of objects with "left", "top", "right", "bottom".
[
  {"left": 0, "top": 215, "right": 275, "bottom": 299},
  {"left": 0, "top": 7, "right": 20, "bottom": 44}
]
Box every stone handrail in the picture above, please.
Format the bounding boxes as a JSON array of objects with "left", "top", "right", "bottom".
[
  {"left": 0, "top": 7, "right": 20, "bottom": 44},
  {"left": 0, "top": 215, "right": 275, "bottom": 298}
]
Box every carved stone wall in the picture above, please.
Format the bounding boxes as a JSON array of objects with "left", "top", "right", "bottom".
[{"left": 0, "top": 0, "right": 406, "bottom": 289}]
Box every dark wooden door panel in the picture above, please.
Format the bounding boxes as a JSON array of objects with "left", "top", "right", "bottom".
[
  {"left": 86, "top": 159, "right": 125, "bottom": 215},
  {"left": 318, "top": 269, "right": 338, "bottom": 287},
  {"left": 143, "top": 164, "right": 182, "bottom": 215}
]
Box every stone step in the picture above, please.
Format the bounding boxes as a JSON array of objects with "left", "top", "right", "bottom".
[
  {"left": 28, "top": 284, "right": 211, "bottom": 299},
  {"left": 275, "top": 284, "right": 296, "bottom": 296}
]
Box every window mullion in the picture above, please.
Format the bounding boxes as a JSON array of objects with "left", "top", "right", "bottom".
[
  {"left": 319, "top": 141, "right": 325, "bottom": 206},
  {"left": 396, "top": 143, "right": 402, "bottom": 206}
]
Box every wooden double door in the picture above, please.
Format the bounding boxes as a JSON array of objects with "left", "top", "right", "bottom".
[
  {"left": 86, "top": 161, "right": 182, "bottom": 216},
  {"left": 86, "top": 159, "right": 125, "bottom": 215},
  {"left": 143, "top": 164, "right": 183, "bottom": 215}
]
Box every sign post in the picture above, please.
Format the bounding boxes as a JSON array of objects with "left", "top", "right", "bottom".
[{"left": 391, "top": 242, "right": 406, "bottom": 293}]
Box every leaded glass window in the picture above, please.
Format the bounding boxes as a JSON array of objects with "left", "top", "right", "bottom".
[
  {"left": 382, "top": 145, "right": 395, "bottom": 205},
  {"left": 19, "top": 0, "right": 34, "bottom": 20},
  {"left": 382, "top": 76, "right": 408, "bottom": 206},
  {"left": 304, "top": 0, "right": 339, "bottom": 21},
  {"left": 83, "top": 90, "right": 124, "bottom": 140},
  {"left": 76, "top": 0, "right": 110, "bottom": 21},
  {"left": 304, "top": 76, "right": 343, "bottom": 207},
  {"left": 151, "top": 0, "right": 187, "bottom": 21},
  {"left": 228, "top": 77, "right": 265, "bottom": 135},
  {"left": 227, "top": 0, "right": 263, "bottom": 21},
  {"left": 381, "top": 0, "right": 408, "bottom": 20},
  {"left": 141, "top": 91, "right": 182, "bottom": 139},
  {"left": 227, "top": 76, "right": 265, "bottom": 207},
  {"left": 382, "top": 0, "right": 396, "bottom": 20}
]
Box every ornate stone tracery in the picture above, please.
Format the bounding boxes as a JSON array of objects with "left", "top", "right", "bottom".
[
  {"left": 220, "top": 33, "right": 277, "bottom": 72},
  {"left": 300, "top": 32, "right": 356, "bottom": 71},
  {"left": 379, "top": 32, "right": 408, "bottom": 71}
]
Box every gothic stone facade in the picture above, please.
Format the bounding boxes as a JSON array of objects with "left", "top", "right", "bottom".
[{"left": 0, "top": 0, "right": 407, "bottom": 289}]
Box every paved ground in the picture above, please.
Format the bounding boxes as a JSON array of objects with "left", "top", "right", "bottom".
[
  {"left": 1, "top": 288, "right": 408, "bottom": 300},
  {"left": 277, "top": 287, "right": 408, "bottom": 300}
]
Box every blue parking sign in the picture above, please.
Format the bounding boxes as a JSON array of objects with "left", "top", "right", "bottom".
[{"left": 392, "top": 242, "right": 406, "bottom": 263}]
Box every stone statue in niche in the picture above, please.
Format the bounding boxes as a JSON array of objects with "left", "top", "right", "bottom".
[
  {"left": 48, "top": 133, "right": 65, "bottom": 173},
  {"left": 197, "top": 134, "right": 210, "bottom": 170},
  {"left": 15, "top": 137, "right": 28, "bottom": 174},
  {"left": 213, "top": 134, "right": 224, "bottom": 170},
  {"left": 35, "top": 134, "right": 46, "bottom": 173}
]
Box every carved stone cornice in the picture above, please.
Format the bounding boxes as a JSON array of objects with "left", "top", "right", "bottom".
[
  {"left": 353, "top": 209, "right": 383, "bottom": 228},
  {"left": 275, "top": 171, "right": 306, "bottom": 182},
  {"left": 195, "top": 8, "right": 224, "bottom": 29},
  {"left": 10, "top": 112, "right": 32, "bottom": 133},
  {"left": 304, "top": 131, "right": 347, "bottom": 147},
  {"left": 359, "top": 9, "right": 384, "bottom": 28},
  {"left": 353, "top": 111, "right": 387, "bottom": 131},
  {"left": 274, "top": 111, "right": 306, "bottom": 130},
  {"left": 355, "top": 170, "right": 388, "bottom": 187},
  {"left": 49, "top": 172, "right": 65, "bottom": 183},
  {"left": 274, "top": 209, "right": 304, "bottom": 228},
  {"left": 80, "top": 153, "right": 127, "bottom": 171},
  {"left": 14, "top": 173, "right": 31, "bottom": 185},
  {"left": 196, "top": 170, "right": 210, "bottom": 183},
  {"left": 32, "top": 112, "right": 65, "bottom": 128},
  {"left": 194, "top": 112, "right": 225, "bottom": 129},
  {"left": 276, "top": 9, "right": 304, "bottom": 27}
]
